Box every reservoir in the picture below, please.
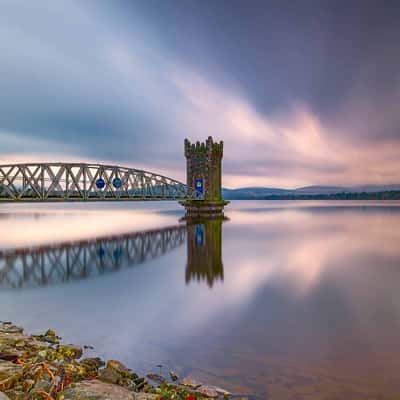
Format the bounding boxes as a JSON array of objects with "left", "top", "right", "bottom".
[{"left": 1, "top": 201, "right": 400, "bottom": 399}]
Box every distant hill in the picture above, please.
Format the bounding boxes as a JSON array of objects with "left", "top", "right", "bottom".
[
  {"left": 222, "top": 185, "right": 400, "bottom": 200},
  {"left": 294, "top": 186, "right": 348, "bottom": 195},
  {"left": 349, "top": 184, "right": 400, "bottom": 193},
  {"left": 222, "top": 187, "right": 292, "bottom": 199}
]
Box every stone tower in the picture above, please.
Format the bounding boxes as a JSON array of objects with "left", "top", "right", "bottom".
[{"left": 181, "top": 136, "right": 228, "bottom": 218}]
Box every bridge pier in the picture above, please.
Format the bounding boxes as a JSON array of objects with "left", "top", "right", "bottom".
[{"left": 180, "top": 136, "right": 228, "bottom": 218}]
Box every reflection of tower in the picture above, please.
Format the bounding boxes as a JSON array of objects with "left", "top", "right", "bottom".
[{"left": 185, "top": 218, "right": 224, "bottom": 287}]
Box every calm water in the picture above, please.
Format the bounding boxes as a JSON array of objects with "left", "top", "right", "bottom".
[{"left": 1, "top": 201, "right": 400, "bottom": 399}]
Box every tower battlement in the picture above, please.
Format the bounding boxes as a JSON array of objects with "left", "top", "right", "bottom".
[{"left": 184, "top": 136, "right": 223, "bottom": 159}]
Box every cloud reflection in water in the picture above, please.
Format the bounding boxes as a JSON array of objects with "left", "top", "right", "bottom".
[{"left": 1, "top": 201, "right": 400, "bottom": 398}]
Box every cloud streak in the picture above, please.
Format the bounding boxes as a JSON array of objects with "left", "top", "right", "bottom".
[{"left": 1, "top": 0, "right": 400, "bottom": 188}]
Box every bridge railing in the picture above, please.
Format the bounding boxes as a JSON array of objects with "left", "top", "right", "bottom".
[{"left": 0, "top": 163, "right": 193, "bottom": 201}]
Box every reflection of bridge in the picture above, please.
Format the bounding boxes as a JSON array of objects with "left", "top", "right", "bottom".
[
  {"left": 0, "top": 225, "right": 186, "bottom": 289},
  {"left": 0, "top": 163, "right": 192, "bottom": 201},
  {"left": 0, "top": 218, "right": 226, "bottom": 289}
]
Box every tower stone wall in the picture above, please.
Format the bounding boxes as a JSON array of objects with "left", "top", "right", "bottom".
[{"left": 184, "top": 136, "right": 223, "bottom": 201}]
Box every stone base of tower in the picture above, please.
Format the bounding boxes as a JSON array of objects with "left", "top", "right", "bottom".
[{"left": 180, "top": 200, "right": 229, "bottom": 219}]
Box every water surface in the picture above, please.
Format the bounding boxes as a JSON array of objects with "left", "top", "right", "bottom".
[{"left": 1, "top": 201, "right": 400, "bottom": 399}]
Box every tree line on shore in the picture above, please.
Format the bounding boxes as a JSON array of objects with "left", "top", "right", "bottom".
[{"left": 225, "top": 191, "right": 400, "bottom": 200}]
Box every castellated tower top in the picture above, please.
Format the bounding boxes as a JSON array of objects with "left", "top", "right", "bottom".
[{"left": 184, "top": 136, "right": 223, "bottom": 159}]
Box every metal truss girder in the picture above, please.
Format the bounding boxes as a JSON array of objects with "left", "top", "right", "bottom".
[{"left": 0, "top": 163, "right": 192, "bottom": 201}]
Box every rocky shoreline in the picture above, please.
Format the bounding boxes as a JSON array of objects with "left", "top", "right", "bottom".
[{"left": 0, "top": 322, "right": 231, "bottom": 400}]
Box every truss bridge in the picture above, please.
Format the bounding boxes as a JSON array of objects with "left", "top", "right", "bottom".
[{"left": 0, "top": 163, "right": 192, "bottom": 201}]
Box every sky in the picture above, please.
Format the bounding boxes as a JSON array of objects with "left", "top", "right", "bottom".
[{"left": 1, "top": 0, "right": 400, "bottom": 188}]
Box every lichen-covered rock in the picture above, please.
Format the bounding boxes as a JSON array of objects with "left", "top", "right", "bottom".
[
  {"left": 105, "top": 360, "right": 131, "bottom": 376},
  {"left": 0, "top": 361, "right": 23, "bottom": 391},
  {"left": 80, "top": 358, "right": 104, "bottom": 369},
  {"left": 180, "top": 377, "right": 202, "bottom": 389},
  {"left": 194, "top": 383, "right": 231, "bottom": 398},
  {"left": 80, "top": 358, "right": 104, "bottom": 377},
  {"left": 0, "top": 323, "right": 49, "bottom": 363},
  {"left": 0, "top": 322, "right": 232, "bottom": 399},
  {"left": 62, "top": 380, "right": 135, "bottom": 400},
  {"left": 33, "top": 378, "right": 52, "bottom": 393},
  {"left": 32, "top": 329, "right": 61, "bottom": 345},
  {"left": 21, "top": 378, "right": 35, "bottom": 392},
  {"left": 98, "top": 368, "right": 121, "bottom": 384},
  {"left": 146, "top": 374, "right": 166, "bottom": 385},
  {"left": 169, "top": 371, "right": 179, "bottom": 382},
  {"left": 133, "top": 394, "right": 159, "bottom": 400},
  {"left": 169, "top": 378, "right": 231, "bottom": 398},
  {"left": 0, "top": 324, "right": 23, "bottom": 335},
  {"left": 57, "top": 344, "right": 83, "bottom": 359},
  {"left": 98, "top": 364, "right": 144, "bottom": 391}
]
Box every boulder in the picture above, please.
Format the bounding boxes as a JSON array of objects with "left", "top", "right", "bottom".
[
  {"left": 169, "top": 371, "right": 179, "bottom": 382},
  {"left": 0, "top": 324, "right": 23, "bottom": 335},
  {"left": 62, "top": 380, "right": 135, "bottom": 400},
  {"left": 33, "top": 329, "right": 61, "bottom": 345},
  {"left": 180, "top": 377, "right": 202, "bottom": 389},
  {"left": 133, "top": 394, "right": 158, "bottom": 400},
  {"left": 98, "top": 368, "right": 121, "bottom": 384},
  {"left": 197, "top": 384, "right": 232, "bottom": 397},
  {"left": 98, "top": 362, "right": 142, "bottom": 391},
  {"left": 57, "top": 344, "right": 83, "bottom": 359},
  {"left": 180, "top": 377, "right": 232, "bottom": 397},
  {"left": 105, "top": 360, "right": 131, "bottom": 376},
  {"left": 0, "top": 360, "right": 23, "bottom": 391},
  {"left": 80, "top": 358, "right": 105, "bottom": 369},
  {"left": 146, "top": 373, "right": 166, "bottom": 385},
  {"left": 33, "top": 378, "right": 52, "bottom": 393},
  {"left": 80, "top": 358, "right": 105, "bottom": 377}
]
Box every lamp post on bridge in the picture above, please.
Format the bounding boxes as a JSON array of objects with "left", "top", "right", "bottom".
[{"left": 180, "top": 136, "right": 229, "bottom": 218}]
